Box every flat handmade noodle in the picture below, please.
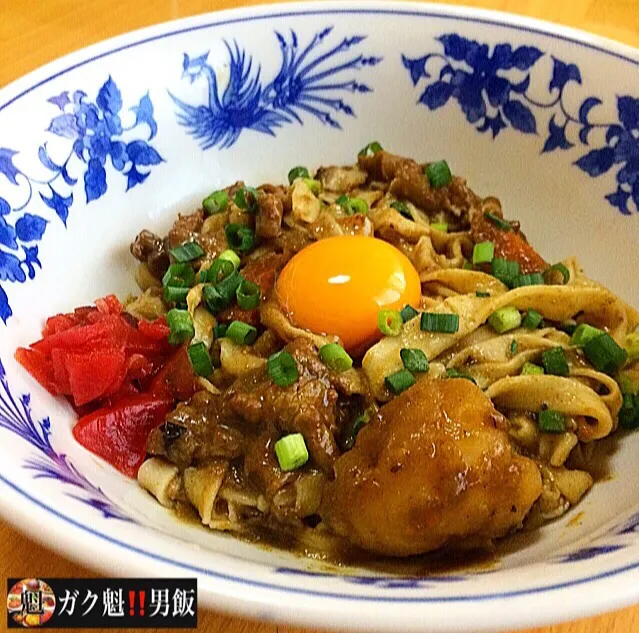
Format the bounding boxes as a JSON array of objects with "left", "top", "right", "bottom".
[
  {"left": 363, "top": 282, "right": 630, "bottom": 399},
  {"left": 421, "top": 269, "right": 508, "bottom": 296},
  {"left": 485, "top": 375, "right": 614, "bottom": 441}
]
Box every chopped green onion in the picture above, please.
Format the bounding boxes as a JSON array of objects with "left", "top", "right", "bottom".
[
  {"left": 337, "top": 196, "right": 368, "bottom": 215},
  {"left": 425, "top": 160, "right": 452, "bottom": 189},
  {"left": 187, "top": 342, "right": 214, "bottom": 377},
  {"left": 472, "top": 241, "right": 495, "bottom": 265},
  {"left": 463, "top": 261, "right": 473, "bottom": 270},
  {"left": 430, "top": 222, "right": 448, "bottom": 233},
  {"left": 571, "top": 324, "right": 604, "bottom": 347},
  {"left": 202, "top": 285, "right": 226, "bottom": 314},
  {"left": 390, "top": 200, "right": 411, "bottom": 218},
  {"left": 624, "top": 333, "right": 639, "bottom": 361},
  {"left": 236, "top": 279, "right": 261, "bottom": 310},
  {"left": 544, "top": 263, "right": 570, "bottom": 285},
  {"left": 619, "top": 394, "right": 639, "bottom": 429},
  {"left": 522, "top": 309, "right": 543, "bottom": 330},
  {"left": 213, "top": 324, "right": 228, "bottom": 339},
  {"left": 400, "top": 348, "right": 429, "bottom": 373},
  {"left": 170, "top": 241, "right": 205, "bottom": 263},
  {"left": 225, "top": 224, "right": 255, "bottom": 254},
  {"left": 202, "top": 189, "right": 228, "bottom": 215},
  {"left": 559, "top": 320, "right": 578, "bottom": 335},
  {"left": 420, "top": 312, "right": 459, "bottom": 333},
  {"left": 234, "top": 186, "right": 259, "bottom": 212},
  {"left": 542, "top": 347, "right": 570, "bottom": 376},
  {"left": 476, "top": 291, "right": 491, "bottom": 298},
  {"left": 218, "top": 249, "right": 241, "bottom": 269},
  {"left": 226, "top": 320, "right": 257, "bottom": 345},
  {"left": 484, "top": 211, "right": 511, "bottom": 231},
  {"left": 583, "top": 333, "right": 628, "bottom": 375},
  {"left": 510, "top": 339, "right": 518, "bottom": 355},
  {"left": 302, "top": 178, "right": 321, "bottom": 195},
  {"left": 267, "top": 350, "right": 299, "bottom": 387},
  {"left": 274, "top": 433, "right": 309, "bottom": 471},
  {"left": 446, "top": 368, "right": 477, "bottom": 383},
  {"left": 521, "top": 362, "right": 544, "bottom": 376},
  {"left": 618, "top": 372, "right": 639, "bottom": 395},
  {"left": 166, "top": 309, "right": 194, "bottom": 346},
  {"left": 163, "top": 286, "right": 190, "bottom": 303},
  {"left": 378, "top": 310, "right": 403, "bottom": 336},
  {"left": 400, "top": 304, "right": 419, "bottom": 323},
  {"left": 206, "top": 258, "right": 235, "bottom": 284},
  {"left": 215, "top": 270, "right": 243, "bottom": 303},
  {"left": 487, "top": 307, "right": 521, "bottom": 334},
  {"left": 358, "top": 141, "right": 383, "bottom": 157},
  {"left": 538, "top": 409, "right": 566, "bottom": 433},
  {"left": 491, "top": 258, "right": 520, "bottom": 288},
  {"left": 342, "top": 411, "right": 371, "bottom": 451},
  {"left": 515, "top": 273, "right": 545, "bottom": 287},
  {"left": 319, "top": 343, "right": 353, "bottom": 373},
  {"left": 162, "top": 262, "right": 195, "bottom": 290},
  {"left": 385, "top": 368, "right": 416, "bottom": 395},
  {"left": 288, "top": 166, "right": 310, "bottom": 184}
]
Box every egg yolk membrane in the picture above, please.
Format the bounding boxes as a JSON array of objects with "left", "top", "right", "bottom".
[{"left": 276, "top": 235, "right": 421, "bottom": 352}]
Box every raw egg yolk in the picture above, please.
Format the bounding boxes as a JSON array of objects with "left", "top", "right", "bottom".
[{"left": 276, "top": 235, "right": 421, "bottom": 352}]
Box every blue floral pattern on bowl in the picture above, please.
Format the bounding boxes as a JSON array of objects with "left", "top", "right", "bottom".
[
  {"left": 403, "top": 34, "right": 639, "bottom": 215},
  {"left": 172, "top": 27, "right": 381, "bottom": 150},
  {"left": 0, "top": 77, "right": 162, "bottom": 324}
]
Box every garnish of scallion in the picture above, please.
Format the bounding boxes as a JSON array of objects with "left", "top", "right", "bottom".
[{"left": 274, "top": 433, "right": 309, "bottom": 471}]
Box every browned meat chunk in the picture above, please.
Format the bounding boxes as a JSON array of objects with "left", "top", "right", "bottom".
[
  {"left": 256, "top": 191, "right": 284, "bottom": 239},
  {"left": 130, "top": 229, "right": 170, "bottom": 279},
  {"left": 168, "top": 209, "right": 205, "bottom": 249},
  {"left": 316, "top": 165, "right": 368, "bottom": 192},
  {"left": 321, "top": 378, "right": 542, "bottom": 556},
  {"left": 244, "top": 429, "right": 296, "bottom": 498}
]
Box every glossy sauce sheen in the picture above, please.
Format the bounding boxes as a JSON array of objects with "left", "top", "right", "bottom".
[{"left": 276, "top": 235, "right": 421, "bottom": 352}]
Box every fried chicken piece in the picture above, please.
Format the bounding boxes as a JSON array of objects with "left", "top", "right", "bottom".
[{"left": 321, "top": 378, "right": 542, "bottom": 556}]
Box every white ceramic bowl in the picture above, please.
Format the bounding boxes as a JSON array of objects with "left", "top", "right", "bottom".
[{"left": 2, "top": 3, "right": 639, "bottom": 631}]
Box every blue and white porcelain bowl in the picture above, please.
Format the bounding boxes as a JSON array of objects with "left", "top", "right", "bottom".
[{"left": 1, "top": 2, "right": 639, "bottom": 631}]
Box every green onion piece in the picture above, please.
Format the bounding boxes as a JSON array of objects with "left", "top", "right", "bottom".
[
  {"left": 583, "top": 333, "right": 628, "bottom": 375},
  {"left": 378, "top": 310, "right": 403, "bottom": 336},
  {"left": 187, "top": 342, "right": 214, "bottom": 377},
  {"left": 491, "top": 258, "right": 520, "bottom": 288},
  {"left": 559, "top": 320, "right": 578, "bottom": 335},
  {"left": 234, "top": 186, "right": 259, "bottom": 212},
  {"left": 288, "top": 166, "right": 310, "bottom": 184},
  {"left": 274, "top": 433, "right": 309, "bottom": 471},
  {"left": 420, "top": 312, "right": 460, "bottom": 333},
  {"left": 218, "top": 249, "right": 241, "bottom": 269},
  {"left": 163, "top": 286, "right": 189, "bottom": 303},
  {"left": 337, "top": 196, "right": 368, "bottom": 215},
  {"left": 538, "top": 409, "right": 566, "bottom": 433},
  {"left": 446, "top": 368, "right": 477, "bottom": 383},
  {"left": 544, "top": 263, "right": 570, "bottom": 285},
  {"left": 202, "top": 285, "right": 226, "bottom": 315},
  {"left": 619, "top": 394, "right": 639, "bottom": 429},
  {"left": 571, "top": 323, "right": 604, "bottom": 347},
  {"left": 358, "top": 141, "right": 383, "bottom": 157},
  {"left": 472, "top": 241, "right": 495, "bottom": 265},
  {"left": 385, "top": 368, "right": 416, "bottom": 395},
  {"left": 302, "top": 178, "right": 321, "bottom": 195},
  {"left": 206, "top": 258, "right": 234, "bottom": 284},
  {"left": 425, "top": 160, "right": 452, "bottom": 189},
  {"left": 390, "top": 200, "right": 411, "bottom": 218},
  {"left": 400, "top": 304, "right": 419, "bottom": 323},
  {"left": 170, "top": 241, "right": 205, "bottom": 263},
  {"left": 522, "top": 309, "right": 543, "bottom": 329},
  {"left": 510, "top": 339, "right": 518, "bottom": 355},
  {"left": 618, "top": 372, "right": 639, "bottom": 395},
  {"left": 162, "top": 262, "right": 195, "bottom": 290},
  {"left": 236, "top": 279, "right": 261, "bottom": 310},
  {"left": 476, "top": 291, "right": 491, "bottom": 298},
  {"left": 430, "top": 222, "right": 448, "bottom": 232},
  {"left": 542, "top": 347, "right": 570, "bottom": 376},
  {"left": 400, "top": 348, "right": 429, "bottom": 373},
  {"left": 521, "top": 362, "right": 544, "bottom": 376},
  {"left": 225, "top": 224, "right": 255, "bottom": 254},
  {"left": 624, "top": 333, "right": 639, "bottom": 361},
  {"left": 484, "top": 211, "right": 511, "bottom": 231},
  {"left": 267, "top": 350, "right": 299, "bottom": 387},
  {"left": 463, "top": 261, "right": 473, "bottom": 270},
  {"left": 342, "top": 411, "right": 371, "bottom": 451},
  {"left": 515, "top": 273, "right": 545, "bottom": 287},
  {"left": 216, "top": 270, "right": 243, "bottom": 304},
  {"left": 213, "top": 324, "right": 228, "bottom": 339},
  {"left": 166, "top": 309, "right": 194, "bottom": 346},
  {"left": 487, "top": 307, "right": 521, "bottom": 334},
  {"left": 319, "top": 343, "right": 353, "bottom": 373},
  {"left": 226, "top": 320, "right": 257, "bottom": 345},
  {"left": 202, "top": 189, "right": 228, "bottom": 215}
]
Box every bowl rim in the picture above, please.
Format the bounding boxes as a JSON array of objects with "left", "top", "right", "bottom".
[{"left": 1, "top": 2, "right": 639, "bottom": 631}]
